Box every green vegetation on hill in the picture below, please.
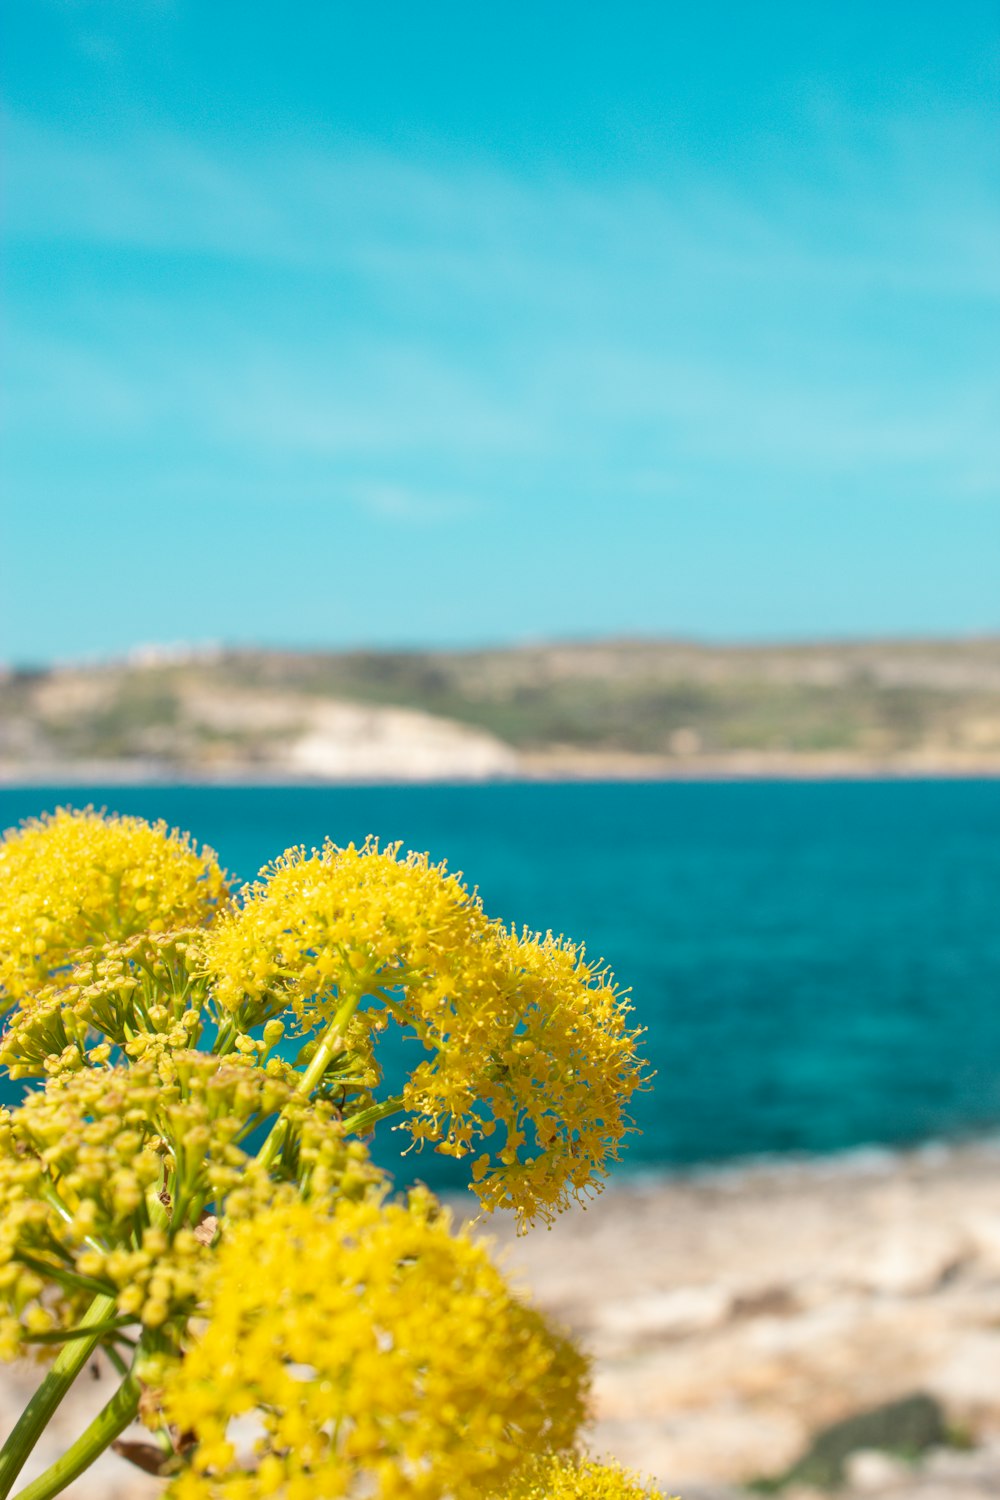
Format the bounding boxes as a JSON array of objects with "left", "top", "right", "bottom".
[
  {"left": 3, "top": 637, "right": 1000, "bottom": 772},
  {"left": 223, "top": 647, "right": 985, "bottom": 754}
]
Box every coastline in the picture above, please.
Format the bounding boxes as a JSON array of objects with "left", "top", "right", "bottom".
[
  {"left": 6, "top": 639, "right": 1000, "bottom": 795},
  {"left": 4, "top": 754, "right": 1000, "bottom": 788}
]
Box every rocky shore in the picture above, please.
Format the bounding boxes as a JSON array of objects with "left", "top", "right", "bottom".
[
  {"left": 6, "top": 1142, "right": 1000, "bottom": 1497},
  {"left": 483, "top": 1141, "right": 1000, "bottom": 1498}
]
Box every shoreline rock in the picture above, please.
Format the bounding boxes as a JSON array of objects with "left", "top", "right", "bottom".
[{"left": 474, "top": 1140, "right": 1000, "bottom": 1497}]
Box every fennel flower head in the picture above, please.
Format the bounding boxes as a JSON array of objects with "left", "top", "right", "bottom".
[
  {"left": 204, "top": 840, "right": 646, "bottom": 1226},
  {"left": 203, "top": 838, "right": 488, "bottom": 1026},
  {"left": 163, "top": 1193, "right": 589, "bottom": 1500},
  {"left": 0, "top": 808, "right": 228, "bottom": 1011},
  {"left": 0, "top": 1058, "right": 382, "bottom": 1360},
  {"left": 0, "top": 928, "right": 211, "bottom": 1079},
  {"left": 403, "top": 925, "right": 645, "bottom": 1225}
]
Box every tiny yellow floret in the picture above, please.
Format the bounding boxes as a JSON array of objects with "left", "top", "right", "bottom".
[{"left": 506, "top": 1453, "right": 673, "bottom": 1498}]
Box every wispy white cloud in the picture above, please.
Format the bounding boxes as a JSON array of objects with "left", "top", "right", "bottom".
[
  {"left": 8, "top": 103, "right": 999, "bottom": 297},
  {"left": 5, "top": 100, "right": 998, "bottom": 515}
]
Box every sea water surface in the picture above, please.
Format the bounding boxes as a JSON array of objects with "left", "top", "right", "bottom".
[{"left": 4, "top": 780, "right": 1000, "bottom": 1190}]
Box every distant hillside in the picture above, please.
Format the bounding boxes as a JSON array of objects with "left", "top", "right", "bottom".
[{"left": 3, "top": 638, "right": 1000, "bottom": 782}]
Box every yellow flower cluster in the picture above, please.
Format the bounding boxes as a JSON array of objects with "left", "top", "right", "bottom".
[
  {"left": 0, "top": 1058, "right": 382, "bottom": 1359},
  {"left": 507, "top": 1455, "right": 671, "bottom": 1499},
  {"left": 0, "top": 809, "right": 227, "bottom": 1010},
  {"left": 0, "top": 1066, "right": 190, "bottom": 1358},
  {"left": 164, "top": 1193, "right": 589, "bottom": 1500},
  {"left": 204, "top": 840, "right": 645, "bottom": 1224},
  {"left": 0, "top": 808, "right": 654, "bottom": 1500},
  {"left": 204, "top": 838, "right": 485, "bottom": 1026},
  {"left": 403, "top": 926, "right": 645, "bottom": 1224},
  {"left": 0, "top": 929, "right": 209, "bottom": 1078}
]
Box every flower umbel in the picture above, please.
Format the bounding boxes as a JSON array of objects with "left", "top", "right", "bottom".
[
  {"left": 0, "top": 809, "right": 227, "bottom": 1012},
  {"left": 0, "top": 1058, "right": 382, "bottom": 1362},
  {"left": 204, "top": 838, "right": 645, "bottom": 1224},
  {"left": 164, "top": 1193, "right": 589, "bottom": 1500},
  {"left": 0, "top": 928, "right": 210, "bottom": 1079},
  {"left": 402, "top": 925, "right": 646, "bottom": 1225},
  {"left": 204, "top": 837, "right": 488, "bottom": 1026}
]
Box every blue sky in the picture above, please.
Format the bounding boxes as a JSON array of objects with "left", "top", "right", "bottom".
[{"left": 3, "top": 1, "right": 999, "bottom": 663}]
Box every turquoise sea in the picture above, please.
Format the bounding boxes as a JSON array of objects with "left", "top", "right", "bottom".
[{"left": 4, "top": 781, "right": 1000, "bottom": 1190}]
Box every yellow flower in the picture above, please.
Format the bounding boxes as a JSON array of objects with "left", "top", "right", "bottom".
[
  {"left": 204, "top": 839, "right": 647, "bottom": 1226},
  {"left": 0, "top": 1059, "right": 382, "bottom": 1359},
  {"left": 164, "top": 1193, "right": 589, "bottom": 1500},
  {"left": 203, "top": 838, "right": 487, "bottom": 1028},
  {"left": 0, "top": 809, "right": 228, "bottom": 1011},
  {"left": 0, "top": 928, "right": 209, "bottom": 1078},
  {"left": 506, "top": 1454, "right": 672, "bottom": 1498},
  {"left": 402, "top": 926, "right": 646, "bottom": 1227}
]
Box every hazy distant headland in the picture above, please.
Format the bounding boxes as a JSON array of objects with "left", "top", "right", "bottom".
[{"left": 3, "top": 637, "right": 1000, "bottom": 784}]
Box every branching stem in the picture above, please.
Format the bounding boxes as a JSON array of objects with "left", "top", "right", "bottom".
[
  {"left": 10, "top": 1364, "right": 142, "bottom": 1500},
  {"left": 256, "top": 988, "right": 364, "bottom": 1171},
  {"left": 341, "top": 1095, "right": 406, "bottom": 1135},
  {"left": 0, "top": 1293, "right": 118, "bottom": 1500}
]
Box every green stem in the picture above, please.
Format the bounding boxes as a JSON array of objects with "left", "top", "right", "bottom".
[
  {"left": 256, "top": 992, "right": 362, "bottom": 1172},
  {"left": 103, "top": 1344, "right": 130, "bottom": 1379},
  {"left": 213, "top": 1018, "right": 237, "bottom": 1056},
  {"left": 0, "top": 1293, "right": 117, "bottom": 1500},
  {"left": 341, "top": 1095, "right": 406, "bottom": 1135},
  {"left": 10, "top": 1366, "right": 142, "bottom": 1500},
  {"left": 21, "top": 1317, "right": 134, "bottom": 1347}
]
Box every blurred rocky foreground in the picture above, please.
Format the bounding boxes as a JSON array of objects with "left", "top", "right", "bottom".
[
  {"left": 485, "top": 1141, "right": 1000, "bottom": 1499},
  {"left": 7, "top": 1142, "right": 1000, "bottom": 1498}
]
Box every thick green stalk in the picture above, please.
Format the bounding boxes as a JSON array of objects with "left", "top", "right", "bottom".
[
  {"left": 10, "top": 1368, "right": 141, "bottom": 1500},
  {"left": 255, "top": 992, "right": 362, "bottom": 1172},
  {"left": 0, "top": 1293, "right": 117, "bottom": 1500}
]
